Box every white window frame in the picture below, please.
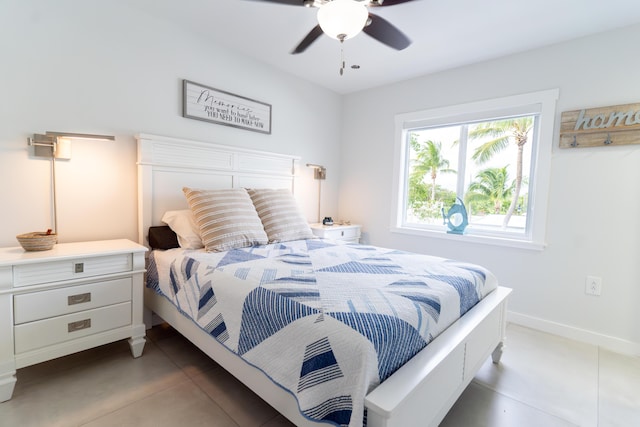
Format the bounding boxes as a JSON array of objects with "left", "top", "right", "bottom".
[{"left": 391, "top": 89, "right": 559, "bottom": 250}]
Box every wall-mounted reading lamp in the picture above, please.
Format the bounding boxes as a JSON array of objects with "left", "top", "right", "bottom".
[
  {"left": 27, "top": 131, "right": 115, "bottom": 234},
  {"left": 28, "top": 132, "right": 115, "bottom": 159},
  {"left": 306, "top": 163, "right": 326, "bottom": 223}
]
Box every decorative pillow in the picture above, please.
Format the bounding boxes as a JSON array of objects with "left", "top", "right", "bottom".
[
  {"left": 148, "top": 226, "right": 180, "bottom": 250},
  {"left": 247, "top": 188, "right": 315, "bottom": 243},
  {"left": 161, "top": 210, "right": 204, "bottom": 249},
  {"left": 183, "top": 187, "right": 268, "bottom": 252}
]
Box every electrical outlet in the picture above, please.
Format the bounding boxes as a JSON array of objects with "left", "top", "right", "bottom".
[{"left": 585, "top": 276, "right": 602, "bottom": 296}]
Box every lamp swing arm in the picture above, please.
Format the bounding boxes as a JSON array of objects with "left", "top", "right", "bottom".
[
  {"left": 26, "top": 131, "right": 116, "bottom": 234},
  {"left": 28, "top": 132, "right": 115, "bottom": 158},
  {"left": 28, "top": 132, "right": 115, "bottom": 146},
  {"left": 306, "top": 163, "right": 326, "bottom": 180}
]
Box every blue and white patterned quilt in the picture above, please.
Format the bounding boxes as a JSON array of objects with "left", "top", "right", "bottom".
[{"left": 147, "top": 239, "right": 498, "bottom": 427}]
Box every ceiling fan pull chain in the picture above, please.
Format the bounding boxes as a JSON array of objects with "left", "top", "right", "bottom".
[{"left": 339, "top": 38, "right": 345, "bottom": 76}]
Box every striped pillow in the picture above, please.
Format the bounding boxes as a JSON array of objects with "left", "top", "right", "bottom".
[
  {"left": 247, "top": 188, "right": 315, "bottom": 243},
  {"left": 183, "top": 187, "right": 268, "bottom": 252}
]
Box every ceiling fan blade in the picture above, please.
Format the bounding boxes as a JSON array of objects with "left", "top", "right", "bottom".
[
  {"left": 363, "top": 13, "right": 411, "bottom": 50},
  {"left": 243, "top": 0, "right": 308, "bottom": 6},
  {"left": 368, "top": 0, "right": 417, "bottom": 6},
  {"left": 291, "top": 25, "right": 324, "bottom": 54}
]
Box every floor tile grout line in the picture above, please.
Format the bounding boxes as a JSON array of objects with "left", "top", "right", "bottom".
[
  {"left": 75, "top": 376, "right": 196, "bottom": 427},
  {"left": 78, "top": 337, "right": 200, "bottom": 427},
  {"left": 148, "top": 327, "right": 271, "bottom": 427},
  {"left": 470, "top": 379, "right": 580, "bottom": 426},
  {"left": 152, "top": 333, "right": 242, "bottom": 427},
  {"left": 188, "top": 370, "right": 242, "bottom": 427}
]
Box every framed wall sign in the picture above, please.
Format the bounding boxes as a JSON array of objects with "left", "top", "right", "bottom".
[
  {"left": 559, "top": 102, "right": 640, "bottom": 148},
  {"left": 182, "top": 80, "right": 272, "bottom": 134}
]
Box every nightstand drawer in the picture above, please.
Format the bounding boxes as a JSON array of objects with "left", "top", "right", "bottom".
[
  {"left": 14, "top": 278, "right": 132, "bottom": 324},
  {"left": 14, "top": 302, "right": 132, "bottom": 354},
  {"left": 13, "top": 253, "right": 133, "bottom": 287},
  {"left": 333, "top": 227, "right": 359, "bottom": 240},
  {"left": 311, "top": 224, "right": 361, "bottom": 242}
]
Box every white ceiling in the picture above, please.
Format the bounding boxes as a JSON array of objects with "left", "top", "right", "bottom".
[{"left": 129, "top": 0, "right": 640, "bottom": 94}]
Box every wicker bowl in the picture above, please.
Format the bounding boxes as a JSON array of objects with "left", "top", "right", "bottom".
[{"left": 16, "top": 232, "right": 58, "bottom": 251}]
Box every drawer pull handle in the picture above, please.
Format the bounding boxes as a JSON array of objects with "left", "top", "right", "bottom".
[
  {"left": 68, "top": 319, "right": 91, "bottom": 333},
  {"left": 68, "top": 292, "right": 91, "bottom": 305},
  {"left": 74, "top": 263, "right": 84, "bottom": 273}
]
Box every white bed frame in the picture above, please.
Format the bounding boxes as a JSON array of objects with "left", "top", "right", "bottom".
[{"left": 137, "top": 133, "right": 512, "bottom": 427}]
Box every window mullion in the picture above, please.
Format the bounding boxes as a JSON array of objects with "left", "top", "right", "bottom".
[
  {"left": 456, "top": 125, "right": 468, "bottom": 198},
  {"left": 523, "top": 116, "right": 540, "bottom": 239},
  {"left": 401, "top": 130, "right": 412, "bottom": 226}
]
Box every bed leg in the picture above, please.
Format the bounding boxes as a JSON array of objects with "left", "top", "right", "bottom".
[
  {"left": 491, "top": 341, "right": 504, "bottom": 364},
  {"left": 492, "top": 290, "right": 509, "bottom": 365}
]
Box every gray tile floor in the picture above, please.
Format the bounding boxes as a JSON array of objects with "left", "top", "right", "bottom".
[{"left": 1, "top": 323, "right": 638, "bottom": 426}]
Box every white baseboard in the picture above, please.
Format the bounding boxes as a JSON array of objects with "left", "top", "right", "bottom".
[{"left": 508, "top": 311, "right": 640, "bottom": 357}]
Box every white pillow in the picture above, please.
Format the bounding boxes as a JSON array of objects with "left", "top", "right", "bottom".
[{"left": 161, "top": 210, "right": 204, "bottom": 249}]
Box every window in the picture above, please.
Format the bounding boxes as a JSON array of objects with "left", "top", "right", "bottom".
[{"left": 391, "top": 89, "right": 558, "bottom": 249}]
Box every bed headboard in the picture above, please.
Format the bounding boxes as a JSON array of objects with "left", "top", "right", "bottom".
[{"left": 136, "top": 133, "right": 300, "bottom": 248}]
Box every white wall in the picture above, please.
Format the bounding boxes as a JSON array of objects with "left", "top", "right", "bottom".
[
  {"left": 340, "top": 24, "right": 640, "bottom": 354},
  {"left": 0, "top": 0, "right": 342, "bottom": 247}
]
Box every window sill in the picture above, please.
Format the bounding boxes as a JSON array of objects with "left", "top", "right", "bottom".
[{"left": 390, "top": 225, "right": 546, "bottom": 251}]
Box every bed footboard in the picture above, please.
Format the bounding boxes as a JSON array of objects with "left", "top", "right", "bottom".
[{"left": 364, "top": 286, "right": 511, "bottom": 427}]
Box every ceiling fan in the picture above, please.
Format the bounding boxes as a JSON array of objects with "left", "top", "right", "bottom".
[{"left": 247, "top": 0, "right": 416, "bottom": 54}]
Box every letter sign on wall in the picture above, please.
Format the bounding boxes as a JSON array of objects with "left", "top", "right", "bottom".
[{"left": 559, "top": 102, "right": 640, "bottom": 148}]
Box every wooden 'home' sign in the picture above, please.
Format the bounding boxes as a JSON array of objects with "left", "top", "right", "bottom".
[{"left": 559, "top": 102, "right": 640, "bottom": 148}]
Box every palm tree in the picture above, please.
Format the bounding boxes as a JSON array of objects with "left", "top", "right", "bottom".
[
  {"left": 409, "top": 136, "right": 456, "bottom": 204},
  {"left": 468, "top": 117, "right": 533, "bottom": 227},
  {"left": 465, "top": 166, "right": 515, "bottom": 214}
]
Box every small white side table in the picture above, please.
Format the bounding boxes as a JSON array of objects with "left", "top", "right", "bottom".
[
  {"left": 0, "top": 239, "right": 147, "bottom": 402},
  {"left": 309, "top": 223, "right": 361, "bottom": 243}
]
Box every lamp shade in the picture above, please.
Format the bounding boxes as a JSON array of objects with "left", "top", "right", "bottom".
[{"left": 317, "top": 0, "right": 368, "bottom": 41}]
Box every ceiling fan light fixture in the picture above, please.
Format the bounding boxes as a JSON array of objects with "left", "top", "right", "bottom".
[{"left": 317, "top": 0, "right": 368, "bottom": 41}]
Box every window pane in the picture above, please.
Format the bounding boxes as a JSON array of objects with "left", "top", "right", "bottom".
[
  {"left": 463, "top": 115, "right": 535, "bottom": 234},
  {"left": 405, "top": 126, "right": 460, "bottom": 225}
]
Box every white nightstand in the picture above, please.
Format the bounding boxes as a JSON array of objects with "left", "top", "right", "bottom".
[
  {"left": 310, "top": 223, "right": 361, "bottom": 243},
  {"left": 0, "top": 239, "right": 147, "bottom": 402}
]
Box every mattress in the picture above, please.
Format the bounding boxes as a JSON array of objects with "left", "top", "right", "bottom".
[{"left": 147, "top": 239, "right": 498, "bottom": 427}]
